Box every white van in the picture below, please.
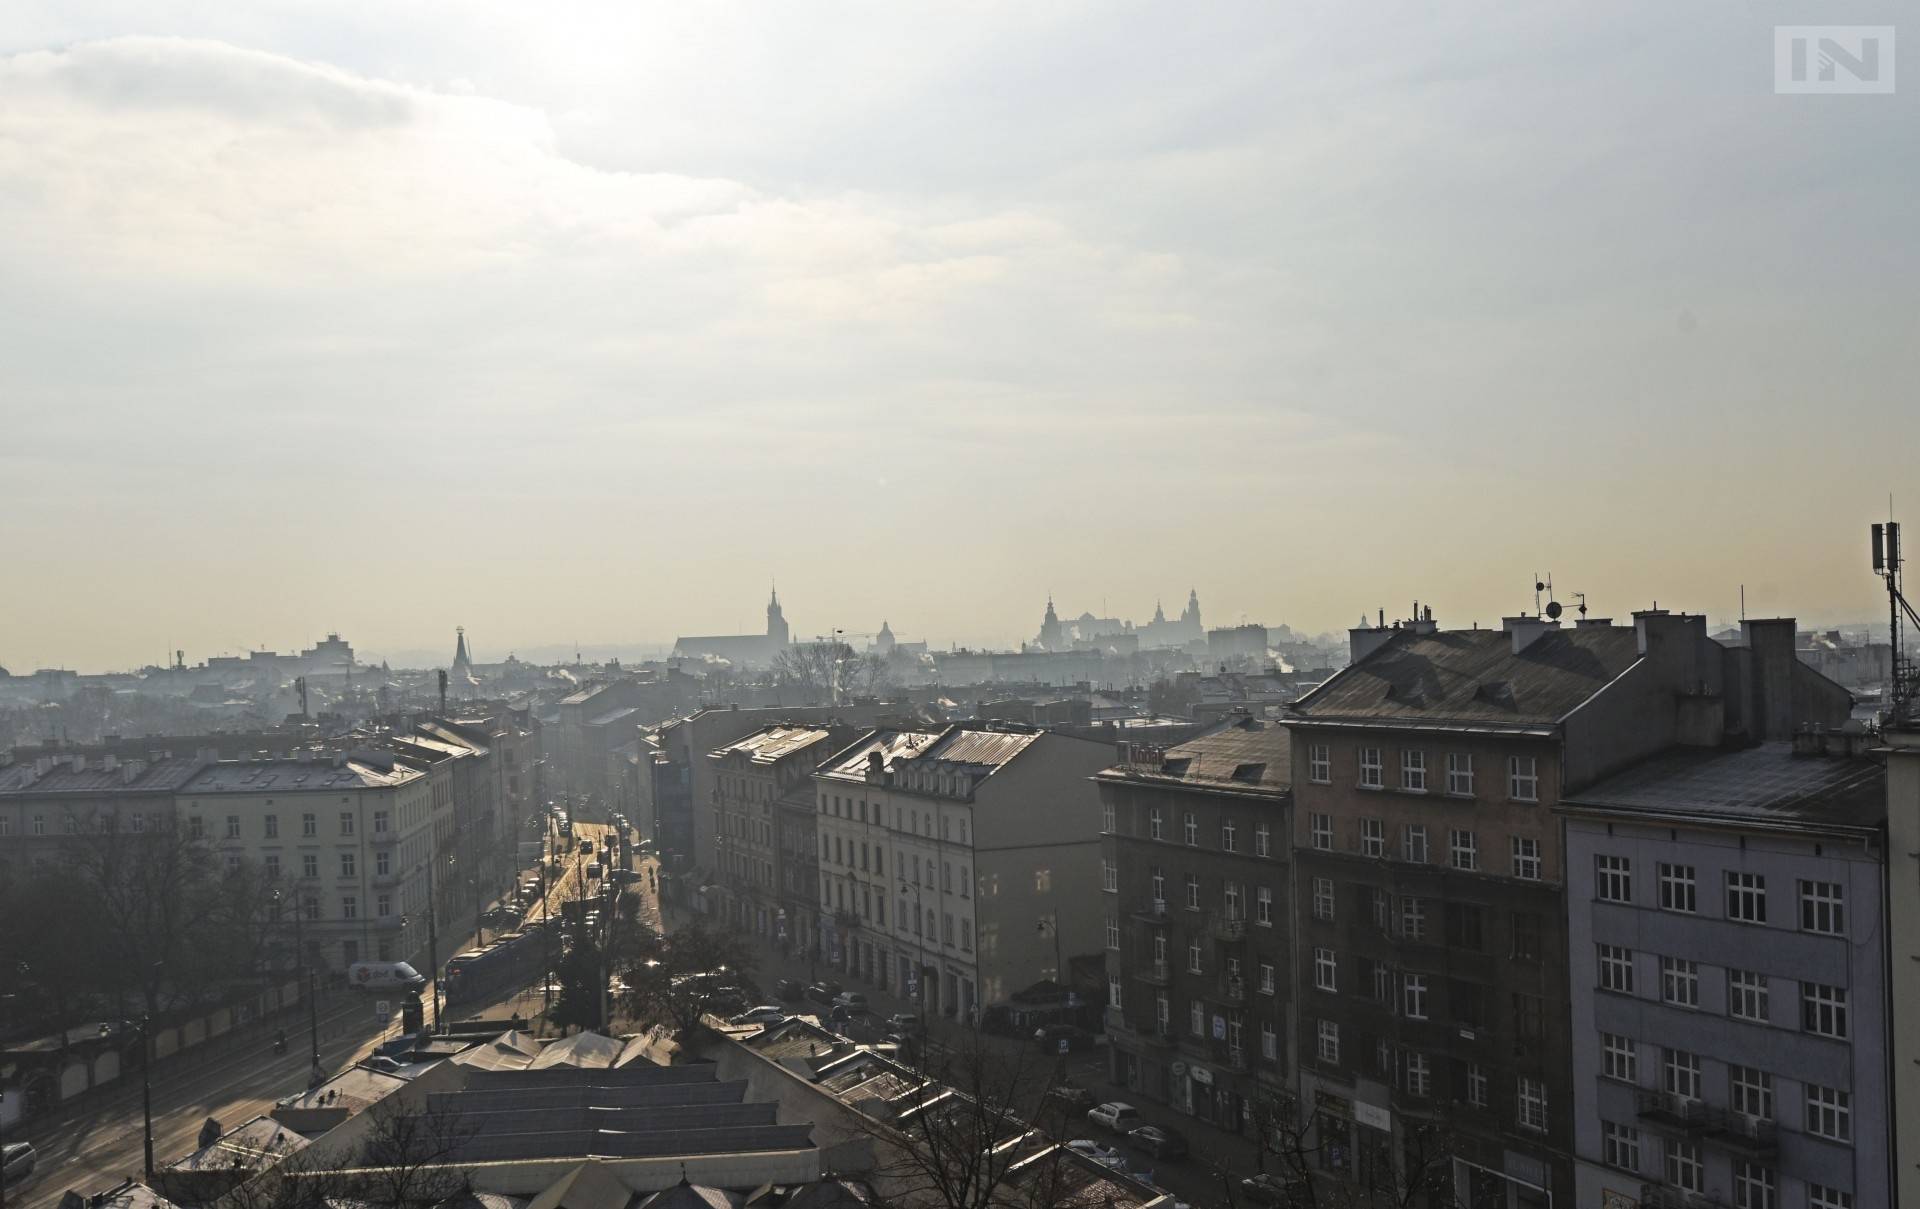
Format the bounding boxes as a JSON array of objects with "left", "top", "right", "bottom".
[{"left": 346, "top": 961, "right": 426, "bottom": 993}]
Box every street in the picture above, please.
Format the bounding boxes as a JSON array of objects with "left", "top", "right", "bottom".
[{"left": 5, "top": 821, "right": 614, "bottom": 1209}]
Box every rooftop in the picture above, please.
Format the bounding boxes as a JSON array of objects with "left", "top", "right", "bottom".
[
  {"left": 182, "top": 757, "right": 423, "bottom": 794},
  {"left": 910, "top": 725, "right": 1042, "bottom": 768},
  {"left": 0, "top": 755, "right": 207, "bottom": 797},
  {"left": 1559, "top": 739, "right": 1886, "bottom": 834},
  {"left": 1097, "top": 719, "right": 1291, "bottom": 793},
  {"left": 1292, "top": 625, "right": 1644, "bottom": 729},
  {"left": 709, "top": 725, "right": 836, "bottom": 765}
]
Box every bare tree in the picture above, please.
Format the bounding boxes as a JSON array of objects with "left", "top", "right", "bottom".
[
  {"left": 218, "top": 1098, "right": 478, "bottom": 1209},
  {"left": 1234, "top": 1088, "right": 1464, "bottom": 1209},
  {"left": 610, "top": 920, "right": 758, "bottom": 1035}
]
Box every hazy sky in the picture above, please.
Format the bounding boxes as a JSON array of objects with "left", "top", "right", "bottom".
[{"left": 2, "top": 2, "right": 1914, "bottom": 672}]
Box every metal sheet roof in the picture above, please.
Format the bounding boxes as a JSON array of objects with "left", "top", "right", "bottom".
[{"left": 1560, "top": 741, "right": 1885, "bottom": 832}]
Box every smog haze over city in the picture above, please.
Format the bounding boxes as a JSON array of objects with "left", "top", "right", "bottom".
[{"left": 1, "top": 1, "right": 1914, "bottom": 673}]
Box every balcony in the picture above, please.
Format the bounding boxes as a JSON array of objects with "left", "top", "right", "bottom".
[
  {"left": 1132, "top": 901, "right": 1171, "bottom": 924},
  {"left": 832, "top": 909, "right": 864, "bottom": 931},
  {"left": 1710, "top": 1111, "right": 1779, "bottom": 1156},
  {"left": 1636, "top": 1091, "right": 1709, "bottom": 1131},
  {"left": 1635, "top": 1094, "right": 1778, "bottom": 1155},
  {"left": 1209, "top": 912, "right": 1248, "bottom": 942},
  {"left": 366, "top": 830, "right": 398, "bottom": 847}
]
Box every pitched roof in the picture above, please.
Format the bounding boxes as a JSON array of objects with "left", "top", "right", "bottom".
[
  {"left": 709, "top": 725, "right": 835, "bottom": 764},
  {"left": 1292, "top": 626, "right": 1642, "bottom": 730},
  {"left": 1559, "top": 741, "right": 1886, "bottom": 833},
  {"left": 1097, "top": 720, "right": 1291, "bottom": 793}
]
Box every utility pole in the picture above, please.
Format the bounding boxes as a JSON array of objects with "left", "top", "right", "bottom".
[
  {"left": 425, "top": 859, "right": 441, "bottom": 1030},
  {"left": 141, "top": 1014, "right": 154, "bottom": 1179}
]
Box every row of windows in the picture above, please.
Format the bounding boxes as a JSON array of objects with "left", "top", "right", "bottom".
[
  {"left": 1596, "top": 1133, "right": 1844, "bottom": 1209},
  {"left": 0, "top": 807, "right": 394, "bottom": 839},
  {"left": 1597, "top": 1034, "right": 1853, "bottom": 1142},
  {"left": 1102, "top": 863, "right": 1276, "bottom": 924},
  {"left": 824, "top": 835, "right": 974, "bottom": 897},
  {"left": 1119, "top": 805, "right": 1275, "bottom": 856},
  {"left": 1304, "top": 814, "right": 1544, "bottom": 879},
  {"left": 1310, "top": 1018, "right": 1548, "bottom": 1130},
  {"left": 1594, "top": 856, "right": 1847, "bottom": 934},
  {"left": 821, "top": 875, "right": 976, "bottom": 951},
  {"left": 1306, "top": 745, "right": 1540, "bottom": 802},
  {"left": 819, "top": 792, "right": 971, "bottom": 844},
  {"left": 1596, "top": 945, "right": 1849, "bottom": 1037}
]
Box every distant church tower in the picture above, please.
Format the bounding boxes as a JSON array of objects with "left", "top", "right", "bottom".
[
  {"left": 766, "top": 585, "right": 790, "bottom": 647},
  {"left": 1182, "top": 588, "right": 1203, "bottom": 630},
  {"left": 1038, "top": 596, "right": 1064, "bottom": 650},
  {"left": 451, "top": 626, "right": 476, "bottom": 688},
  {"left": 876, "top": 620, "right": 897, "bottom": 657}
]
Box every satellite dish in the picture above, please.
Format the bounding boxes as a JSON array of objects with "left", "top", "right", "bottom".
[{"left": 1544, "top": 600, "right": 1563, "bottom": 620}]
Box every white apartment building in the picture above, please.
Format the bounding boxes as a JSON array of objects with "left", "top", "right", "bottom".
[
  {"left": 813, "top": 724, "right": 1115, "bottom": 1020},
  {"left": 176, "top": 754, "right": 434, "bottom": 970}
]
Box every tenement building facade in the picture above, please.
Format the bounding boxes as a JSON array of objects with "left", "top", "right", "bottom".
[
  {"left": 1096, "top": 718, "right": 1293, "bottom": 1134},
  {"left": 707, "top": 724, "right": 841, "bottom": 943},
  {"left": 1283, "top": 609, "right": 1849, "bottom": 1206}
]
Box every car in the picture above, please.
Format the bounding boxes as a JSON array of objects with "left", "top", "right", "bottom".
[
  {"left": 728, "top": 1005, "right": 788, "bottom": 1026},
  {"left": 828, "top": 1003, "right": 873, "bottom": 1024},
  {"left": 1086, "top": 1102, "right": 1143, "bottom": 1134},
  {"left": 805, "top": 980, "right": 843, "bottom": 1004},
  {"left": 586, "top": 863, "right": 603, "bottom": 879},
  {"left": 1064, "top": 1139, "right": 1127, "bottom": 1169},
  {"left": 1240, "top": 1173, "right": 1309, "bottom": 1205},
  {"left": 580, "top": 839, "right": 593, "bottom": 854},
  {"left": 2, "top": 1142, "right": 37, "bottom": 1183},
  {"left": 832, "top": 990, "right": 869, "bottom": 1011},
  {"left": 1126, "top": 1124, "right": 1188, "bottom": 1159},
  {"left": 1034, "top": 1023, "right": 1094, "bottom": 1052},
  {"left": 774, "top": 978, "right": 806, "bottom": 1001},
  {"left": 884, "top": 1012, "right": 922, "bottom": 1034},
  {"left": 1044, "top": 1085, "right": 1096, "bottom": 1111}
]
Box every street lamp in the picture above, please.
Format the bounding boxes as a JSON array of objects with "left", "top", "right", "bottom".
[
  {"left": 273, "top": 888, "right": 321, "bottom": 1081},
  {"left": 898, "top": 877, "right": 926, "bottom": 1014}
]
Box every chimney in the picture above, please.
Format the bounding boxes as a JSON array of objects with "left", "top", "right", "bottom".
[
  {"left": 68, "top": 754, "right": 87, "bottom": 773},
  {"left": 1349, "top": 624, "right": 1397, "bottom": 666},
  {"left": 1740, "top": 618, "right": 1799, "bottom": 741},
  {"left": 1575, "top": 617, "right": 1614, "bottom": 628},
  {"left": 1502, "top": 615, "right": 1560, "bottom": 654},
  {"left": 1403, "top": 604, "right": 1439, "bottom": 636}
]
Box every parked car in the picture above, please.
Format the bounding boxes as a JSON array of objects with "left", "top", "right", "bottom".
[
  {"left": 1044, "top": 1085, "right": 1096, "bottom": 1111},
  {"left": 1064, "top": 1139, "right": 1127, "bottom": 1169},
  {"left": 586, "top": 863, "right": 603, "bottom": 879},
  {"left": 1034, "top": 1023, "right": 1094, "bottom": 1052},
  {"left": 728, "top": 1005, "right": 787, "bottom": 1026},
  {"left": 805, "top": 980, "right": 843, "bottom": 1004},
  {"left": 832, "top": 991, "right": 869, "bottom": 1011},
  {"left": 1240, "top": 1173, "right": 1309, "bottom": 1205},
  {"left": 884, "top": 1012, "right": 922, "bottom": 1034},
  {"left": 345, "top": 962, "right": 427, "bottom": 993},
  {"left": 1, "top": 1142, "right": 37, "bottom": 1183},
  {"left": 1086, "top": 1102, "right": 1143, "bottom": 1134},
  {"left": 579, "top": 840, "right": 593, "bottom": 854},
  {"left": 774, "top": 978, "right": 806, "bottom": 1001},
  {"left": 1126, "top": 1124, "right": 1188, "bottom": 1159},
  {"left": 828, "top": 1003, "right": 873, "bottom": 1024}
]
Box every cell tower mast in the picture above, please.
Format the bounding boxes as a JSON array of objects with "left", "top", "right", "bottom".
[{"left": 1872, "top": 520, "right": 1920, "bottom": 726}]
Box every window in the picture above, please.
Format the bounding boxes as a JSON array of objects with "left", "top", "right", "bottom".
[
  {"left": 1308, "top": 744, "right": 1330, "bottom": 783},
  {"left": 1256, "top": 886, "right": 1273, "bottom": 925},
  {"left": 1729, "top": 969, "right": 1770, "bottom": 1022},
  {"left": 1105, "top": 917, "right": 1119, "bottom": 950},
  {"left": 1658, "top": 863, "right": 1696, "bottom": 913},
  {"left": 1187, "top": 939, "right": 1204, "bottom": 974},
  {"left": 1726, "top": 871, "right": 1768, "bottom": 923},
  {"left": 1399, "top": 895, "right": 1428, "bottom": 940},
  {"left": 1449, "top": 828, "right": 1478, "bottom": 871},
  {"left": 1102, "top": 860, "right": 1117, "bottom": 892},
  {"left": 1190, "top": 999, "right": 1205, "bottom": 1036},
  {"left": 1596, "top": 854, "right": 1632, "bottom": 902},
  {"left": 1371, "top": 888, "right": 1390, "bottom": 930},
  {"left": 302, "top": 812, "right": 317, "bottom": 837},
  {"left": 30, "top": 814, "right": 44, "bottom": 836},
  {"left": 1259, "top": 962, "right": 1275, "bottom": 994},
  {"left": 1601, "top": 1121, "right": 1641, "bottom": 1172},
  {"left": 1254, "top": 821, "right": 1270, "bottom": 857},
  {"left": 1101, "top": 801, "right": 1115, "bottom": 833},
  {"left": 264, "top": 854, "right": 281, "bottom": 879},
  {"left": 1401, "top": 749, "right": 1427, "bottom": 792},
  {"left": 1729, "top": 1065, "right": 1773, "bottom": 1121},
  {"left": 1261, "top": 1020, "right": 1277, "bottom": 1060},
  {"left": 1516, "top": 1077, "right": 1547, "bottom": 1132},
  {"left": 1314, "top": 947, "right": 1338, "bottom": 992},
  {"left": 1184, "top": 874, "right": 1200, "bottom": 911},
  {"left": 339, "top": 810, "right": 354, "bottom": 836},
  {"left": 1401, "top": 1050, "right": 1431, "bottom": 1096},
  {"left": 1508, "top": 755, "right": 1539, "bottom": 801},
  {"left": 341, "top": 895, "right": 357, "bottom": 920},
  {"left": 1108, "top": 975, "right": 1123, "bottom": 1009},
  {"left": 1401, "top": 824, "right": 1427, "bottom": 863},
  {"left": 1312, "top": 877, "right": 1335, "bottom": 921},
  {"left": 1802, "top": 983, "right": 1849, "bottom": 1038},
  {"left": 1809, "top": 1188, "right": 1853, "bottom": 1209},
  {"left": 188, "top": 816, "right": 203, "bottom": 839},
  {"left": 1310, "top": 813, "right": 1332, "bottom": 851},
  {"left": 1360, "top": 818, "right": 1384, "bottom": 857},
  {"left": 375, "top": 850, "right": 390, "bottom": 876},
  {"left": 1150, "top": 866, "right": 1164, "bottom": 904},
  {"left": 1598, "top": 944, "right": 1635, "bottom": 994},
  {"left": 1317, "top": 1019, "right": 1340, "bottom": 1063},
  {"left": 1733, "top": 1162, "right": 1775, "bottom": 1209},
  {"left": 1660, "top": 956, "right": 1699, "bottom": 1008},
  {"left": 1149, "top": 807, "right": 1164, "bottom": 840},
  {"left": 1510, "top": 836, "right": 1540, "bottom": 880},
  {"left": 376, "top": 893, "right": 391, "bottom": 917},
  {"left": 1800, "top": 880, "right": 1845, "bottom": 934},
  {"left": 1511, "top": 910, "right": 1542, "bottom": 962},
  {"left": 1465, "top": 1062, "right": 1488, "bottom": 1108},
  {"left": 261, "top": 813, "right": 279, "bottom": 839},
  {"left": 1155, "top": 994, "right": 1170, "bottom": 1032},
  {"left": 1663, "top": 1049, "right": 1702, "bottom": 1102},
  {"left": 1600, "top": 1033, "right": 1637, "bottom": 1083},
  {"left": 1665, "top": 1140, "right": 1703, "bottom": 1193},
  {"left": 1402, "top": 973, "right": 1427, "bottom": 1019},
  {"left": 1444, "top": 902, "right": 1483, "bottom": 950},
  {"left": 302, "top": 854, "right": 319, "bottom": 879},
  {"left": 1805, "top": 1085, "right": 1851, "bottom": 1142},
  {"left": 1359, "top": 747, "right": 1383, "bottom": 788},
  {"left": 1221, "top": 818, "right": 1237, "bottom": 852},
  {"left": 1183, "top": 812, "right": 1197, "bottom": 845},
  {"left": 1445, "top": 752, "right": 1474, "bottom": 796}
]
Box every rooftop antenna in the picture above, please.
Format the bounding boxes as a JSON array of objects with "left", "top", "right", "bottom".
[
  {"left": 1574, "top": 592, "right": 1588, "bottom": 619},
  {"left": 1872, "top": 511, "right": 1920, "bottom": 725},
  {"left": 1535, "top": 574, "right": 1562, "bottom": 621},
  {"left": 1740, "top": 584, "right": 1746, "bottom": 621}
]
